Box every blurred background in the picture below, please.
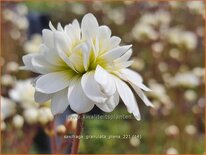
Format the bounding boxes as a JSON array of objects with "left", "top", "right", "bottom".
[{"left": 1, "top": 1, "right": 205, "bottom": 154}]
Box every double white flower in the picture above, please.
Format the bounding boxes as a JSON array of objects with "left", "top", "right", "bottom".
[{"left": 22, "top": 13, "right": 153, "bottom": 120}]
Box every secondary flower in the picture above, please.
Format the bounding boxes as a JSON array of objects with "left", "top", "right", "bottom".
[{"left": 22, "top": 13, "right": 153, "bottom": 120}]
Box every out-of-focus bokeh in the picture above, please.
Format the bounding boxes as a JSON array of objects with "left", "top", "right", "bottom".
[{"left": 1, "top": 1, "right": 205, "bottom": 154}]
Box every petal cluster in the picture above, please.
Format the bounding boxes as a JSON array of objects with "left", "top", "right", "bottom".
[{"left": 22, "top": 13, "right": 152, "bottom": 120}]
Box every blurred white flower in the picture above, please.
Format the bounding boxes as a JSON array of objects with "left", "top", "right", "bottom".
[
  {"left": 6, "top": 61, "right": 19, "bottom": 72},
  {"left": 132, "top": 23, "right": 158, "bottom": 41},
  {"left": 130, "top": 136, "right": 140, "bottom": 147},
  {"left": 70, "top": 3, "right": 86, "bottom": 15},
  {"left": 166, "top": 147, "right": 179, "bottom": 154},
  {"left": 23, "top": 108, "right": 38, "bottom": 125},
  {"left": 37, "top": 107, "right": 54, "bottom": 125},
  {"left": 171, "top": 71, "right": 199, "bottom": 88},
  {"left": 148, "top": 80, "right": 172, "bottom": 106},
  {"left": 12, "top": 114, "right": 24, "bottom": 129},
  {"left": 131, "top": 58, "right": 145, "bottom": 71},
  {"left": 180, "top": 31, "right": 197, "bottom": 50},
  {"left": 1, "top": 121, "right": 6, "bottom": 131},
  {"left": 1, "top": 96, "right": 16, "bottom": 120},
  {"left": 184, "top": 90, "right": 197, "bottom": 102},
  {"left": 22, "top": 13, "right": 153, "bottom": 120},
  {"left": 165, "top": 125, "right": 179, "bottom": 136},
  {"left": 16, "top": 4, "right": 28, "bottom": 16},
  {"left": 9, "top": 79, "right": 39, "bottom": 109},
  {"left": 187, "top": 1, "right": 205, "bottom": 17},
  {"left": 23, "top": 34, "right": 43, "bottom": 53},
  {"left": 1, "top": 74, "right": 16, "bottom": 86},
  {"left": 192, "top": 67, "right": 205, "bottom": 78},
  {"left": 166, "top": 28, "right": 197, "bottom": 50},
  {"left": 185, "top": 124, "right": 197, "bottom": 135},
  {"left": 152, "top": 42, "right": 164, "bottom": 53},
  {"left": 107, "top": 7, "right": 125, "bottom": 25}
]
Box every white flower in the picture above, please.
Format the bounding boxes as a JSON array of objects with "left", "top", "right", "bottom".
[
  {"left": 12, "top": 114, "right": 24, "bottom": 129},
  {"left": 165, "top": 125, "right": 179, "bottom": 136},
  {"left": 22, "top": 13, "right": 153, "bottom": 120},
  {"left": 166, "top": 147, "right": 179, "bottom": 154},
  {"left": 132, "top": 23, "right": 158, "bottom": 41},
  {"left": 23, "top": 108, "right": 38, "bottom": 124},
  {"left": 1, "top": 96, "right": 16, "bottom": 120},
  {"left": 9, "top": 79, "right": 39, "bottom": 109},
  {"left": 185, "top": 124, "right": 197, "bottom": 135},
  {"left": 171, "top": 71, "right": 200, "bottom": 88},
  {"left": 37, "top": 107, "right": 54, "bottom": 125}
]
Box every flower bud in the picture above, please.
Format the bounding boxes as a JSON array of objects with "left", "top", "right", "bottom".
[
  {"left": 65, "top": 114, "right": 78, "bottom": 133},
  {"left": 23, "top": 108, "right": 38, "bottom": 125},
  {"left": 12, "top": 114, "right": 24, "bottom": 129},
  {"left": 38, "top": 107, "right": 54, "bottom": 125},
  {"left": 1, "top": 121, "right": 6, "bottom": 131},
  {"left": 56, "top": 125, "right": 66, "bottom": 136}
]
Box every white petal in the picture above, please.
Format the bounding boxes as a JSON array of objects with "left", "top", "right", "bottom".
[
  {"left": 51, "top": 88, "right": 69, "bottom": 115},
  {"left": 42, "top": 29, "right": 54, "bottom": 49},
  {"left": 98, "top": 25, "right": 111, "bottom": 40},
  {"left": 81, "top": 13, "right": 99, "bottom": 39},
  {"left": 36, "top": 70, "right": 74, "bottom": 94},
  {"left": 114, "top": 61, "right": 134, "bottom": 70},
  {"left": 109, "top": 36, "right": 121, "bottom": 48},
  {"left": 121, "top": 68, "right": 142, "bottom": 82},
  {"left": 65, "top": 20, "right": 81, "bottom": 41},
  {"left": 82, "top": 42, "right": 91, "bottom": 71},
  {"left": 41, "top": 45, "right": 64, "bottom": 66},
  {"left": 49, "top": 21, "right": 56, "bottom": 31},
  {"left": 34, "top": 91, "right": 52, "bottom": 103},
  {"left": 68, "top": 80, "right": 95, "bottom": 113},
  {"left": 54, "top": 32, "right": 77, "bottom": 71},
  {"left": 101, "top": 45, "right": 132, "bottom": 62},
  {"left": 81, "top": 72, "right": 108, "bottom": 103},
  {"left": 130, "top": 83, "right": 153, "bottom": 107},
  {"left": 22, "top": 53, "right": 38, "bottom": 72},
  {"left": 96, "top": 92, "right": 119, "bottom": 112},
  {"left": 113, "top": 76, "right": 141, "bottom": 120},
  {"left": 72, "top": 19, "right": 81, "bottom": 40},
  {"left": 121, "top": 69, "right": 151, "bottom": 91},
  {"left": 32, "top": 54, "right": 60, "bottom": 74},
  {"left": 115, "top": 49, "right": 133, "bottom": 63},
  {"left": 94, "top": 65, "right": 116, "bottom": 96},
  {"left": 57, "top": 23, "right": 63, "bottom": 31}
]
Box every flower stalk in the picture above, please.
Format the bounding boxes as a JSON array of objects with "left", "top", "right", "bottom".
[{"left": 71, "top": 114, "right": 83, "bottom": 154}]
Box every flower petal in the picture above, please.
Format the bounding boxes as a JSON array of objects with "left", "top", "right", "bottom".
[
  {"left": 94, "top": 65, "right": 116, "bottom": 96},
  {"left": 35, "top": 70, "right": 74, "bottom": 94},
  {"left": 96, "top": 91, "right": 119, "bottom": 112},
  {"left": 114, "top": 49, "right": 133, "bottom": 63},
  {"left": 130, "top": 83, "right": 153, "bottom": 107},
  {"left": 81, "top": 72, "right": 108, "bottom": 103},
  {"left": 49, "top": 21, "right": 56, "bottom": 31},
  {"left": 41, "top": 45, "right": 65, "bottom": 67},
  {"left": 100, "top": 45, "right": 132, "bottom": 62},
  {"left": 113, "top": 76, "right": 141, "bottom": 120},
  {"left": 42, "top": 29, "right": 54, "bottom": 49},
  {"left": 32, "top": 53, "right": 60, "bottom": 74},
  {"left": 54, "top": 31, "right": 77, "bottom": 72},
  {"left": 22, "top": 53, "right": 38, "bottom": 72},
  {"left": 51, "top": 88, "right": 69, "bottom": 115},
  {"left": 121, "top": 69, "right": 151, "bottom": 91},
  {"left": 81, "top": 41, "right": 91, "bottom": 71},
  {"left": 68, "top": 80, "right": 95, "bottom": 113},
  {"left": 81, "top": 13, "right": 99, "bottom": 39},
  {"left": 34, "top": 91, "right": 52, "bottom": 103}
]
